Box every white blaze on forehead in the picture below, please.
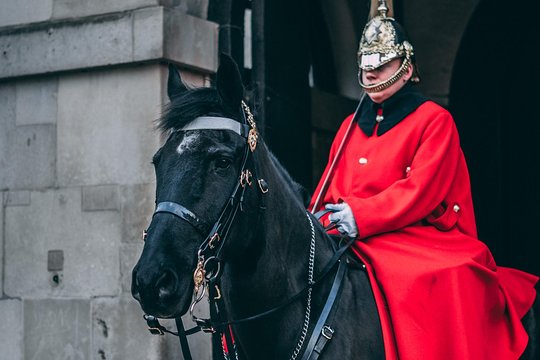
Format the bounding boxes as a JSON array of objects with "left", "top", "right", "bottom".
[{"left": 176, "top": 132, "right": 200, "bottom": 154}]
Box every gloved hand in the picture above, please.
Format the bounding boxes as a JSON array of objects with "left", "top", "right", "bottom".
[{"left": 325, "top": 202, "right": 358, "bottom": 238}]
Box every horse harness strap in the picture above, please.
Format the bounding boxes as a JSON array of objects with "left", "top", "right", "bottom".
[
  {"left": 301, "top": 260, "right": 348, "bottom": 360},
  {"left": 154, "top": 202, "right": 210, "bottom": 235}
]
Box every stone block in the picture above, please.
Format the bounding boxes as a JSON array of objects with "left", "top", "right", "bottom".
[
  {"left": 0, "top": 299, "right": 23, "bottom": 359},
  {"left": 52, "top": 0, "right": 159, "bottom": 20},
  {"left": 57, "top": 65, "right": 162, "bottom": 187},
  {"left": 91, "top": 296, "right": 165, "bottom": 360},
  {"left": 3, "top": 190, "right": 31, "bottom": 206},
  {"left": 121, "top": 183, "right": 155, "bottom": 243},
  {"left": 174, "top": 0, "right": 209, "bottom": 18},
  {"left": 1, "top": 124, "right": 56, "bottom": 190},
  {"left": 0, "top": 13, "right": 133, "bottom": 79},
  {"left": 15, "top": 77, "right": 58, "bottom": 126},
  {"left": 4, "top": 188, "right": 121, "bottom": 297},
  {"left": 163, "top": 8, "right": 218, "bottom": 73},
  {"left": 24, "top": 299, "right": 91, "bottom": 360},
  {"left": 82, "top": 184, "right": 120, "bottom": 211},
  {"left": 120, "top": 243, "right": 144, "bottom": 293},
  {"left": 0, "top": 83, "right": 16, "bottom": 190},
  {"left": 0, "top": 7, "right": 218, "bottom": 79},
  {"left": 0, "top": 197, "right": 3, "bottom": 294},
  {"left": 0, "top": 0, "right": 53, "bottom": 28}
]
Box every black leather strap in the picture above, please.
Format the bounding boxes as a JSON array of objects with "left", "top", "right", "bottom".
[
  {"left": 154, "top": 201, "right": 210, "bottom": 235},
  {"left": 175, "top": 317, "right": 193, "bottom": 360},
  {"left": 300, "top": 260, "right": 348, "bottom": 360}
]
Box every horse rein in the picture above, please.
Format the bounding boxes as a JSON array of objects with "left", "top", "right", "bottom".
[{"left": 142, "top": 102, "right": 357, "bottom": 360}]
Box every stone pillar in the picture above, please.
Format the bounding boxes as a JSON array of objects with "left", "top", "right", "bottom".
[{"left": 0, "top": 1, "right": 215, "bottom": 359}]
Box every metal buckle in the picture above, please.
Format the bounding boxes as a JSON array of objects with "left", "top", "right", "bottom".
[
  {"left": 208, "top": 232, "right": 220, "bottom": 249},
  {"left": 322, "top": 325, "right": 334, "bottom": 340},
  {"left": 144, "top": 314, "right": 165, "bottom": 336},
  {"left": 195, "top": 318, "right": 216, "bottom": 333},
  {"left": 148, "top": 326, "right": 165, "bottom": 336}
]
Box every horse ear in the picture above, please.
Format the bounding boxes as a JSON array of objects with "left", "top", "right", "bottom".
[
  {"left": 167, "top": 64, "right": 188, "bottom": 100},
  {"left": 216, "top": 53, "right": 244, "bottom": 110}
]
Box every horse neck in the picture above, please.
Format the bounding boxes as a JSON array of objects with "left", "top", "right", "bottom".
[{"left": 226, "top": 145, "right": 335, "bottom": 301}]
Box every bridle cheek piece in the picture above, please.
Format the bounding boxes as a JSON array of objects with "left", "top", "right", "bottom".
[{"left": 141, "top": 101, "right": 269, "bottom": 355}]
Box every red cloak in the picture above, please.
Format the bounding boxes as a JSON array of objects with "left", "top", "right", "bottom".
[{"left": 310, "top": 100, "right": 538, "bottom": 359}]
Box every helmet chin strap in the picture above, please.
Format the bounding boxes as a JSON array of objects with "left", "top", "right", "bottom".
[{"left": 358, "top": 57, "right": 411, "bottom": 93}]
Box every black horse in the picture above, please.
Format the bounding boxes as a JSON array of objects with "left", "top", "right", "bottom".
[
  {"left": 131, "top": 55, "right": 385, "bottom": 359},
  {"left": 131, "top": 55, "right": 538, "bottom": 359}
]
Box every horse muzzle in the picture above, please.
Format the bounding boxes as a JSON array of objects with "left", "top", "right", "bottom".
[{"left": 131, "top": 262, "right": 191, "bottom": 318}]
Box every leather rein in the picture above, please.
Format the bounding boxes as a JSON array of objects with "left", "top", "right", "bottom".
[{"left": 141, "top": 102, "right": 355, "bottom": 360}]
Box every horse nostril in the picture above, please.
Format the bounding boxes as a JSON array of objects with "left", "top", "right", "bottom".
[{"left": 156, "top": 269, "right": 178, "bottom": 301}]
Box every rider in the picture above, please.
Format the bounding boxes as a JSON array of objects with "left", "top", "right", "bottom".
[{"left": 309, "top": 1, "right": 538, "bottom": 358}]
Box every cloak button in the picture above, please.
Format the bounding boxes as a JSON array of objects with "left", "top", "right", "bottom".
[
  {"left": 453, "top": 204, "right": 460, "bottom": 213},
  {"left": 359, "top": 157, "right": 368, "bottom": 165}
]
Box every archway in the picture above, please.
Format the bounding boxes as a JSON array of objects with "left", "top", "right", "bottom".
[{"left": 450, "top": 0, "right": 539, "bottom": 275}]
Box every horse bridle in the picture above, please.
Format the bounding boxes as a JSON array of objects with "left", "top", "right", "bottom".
[
  {"left": 141, "top": 101, "right": 356, "bottom": 360},
  {"left": 143, "top": 101, "right": 268, "bottom": 359}
]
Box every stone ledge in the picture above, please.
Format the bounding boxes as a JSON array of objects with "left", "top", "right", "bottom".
[{"left": 0, "top": 6, "right": 218, "bottom": 80}]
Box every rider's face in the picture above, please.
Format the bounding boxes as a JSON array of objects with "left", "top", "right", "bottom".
[{"left": 361, "top": 58, "right": 412, "bottom": 103}]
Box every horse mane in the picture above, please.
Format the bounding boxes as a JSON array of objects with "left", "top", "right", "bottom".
[
  {"left": 267, "top": 151, "right": 311, "bottom": 207},
  {"left": 157, "top": 87, "right": 240, "bottom": 134}
]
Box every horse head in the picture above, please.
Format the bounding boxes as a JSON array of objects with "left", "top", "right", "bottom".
[{"left": 131, "top": 54, "right": 263, "bottom": 318}]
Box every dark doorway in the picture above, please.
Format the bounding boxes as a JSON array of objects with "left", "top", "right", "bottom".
[{"left": 450, "top": 0, "right": 540, "bottom": 275}]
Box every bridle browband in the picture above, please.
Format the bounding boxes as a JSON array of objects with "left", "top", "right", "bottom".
[{"left": 141, "top": 102, "right": 356, "bottom": 360}]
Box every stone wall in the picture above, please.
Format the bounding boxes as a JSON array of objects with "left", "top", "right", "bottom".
[{"left": 0, "top": 1, "right": 214, "bottom": 359}]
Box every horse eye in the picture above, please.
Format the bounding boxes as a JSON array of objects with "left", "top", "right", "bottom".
[{"left": 215, "top": 158, "right": 232, "bottom": 170}]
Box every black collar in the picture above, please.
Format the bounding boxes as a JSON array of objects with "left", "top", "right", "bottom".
[{"left": 356, "top": 84, "right": 428, "bottom": 136}]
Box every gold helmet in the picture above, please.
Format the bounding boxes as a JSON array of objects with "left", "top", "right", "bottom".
[{"left": 358, "top": 0, "right": 420, "bottom": 92}]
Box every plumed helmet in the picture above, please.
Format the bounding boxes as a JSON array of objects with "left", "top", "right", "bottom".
[{"left": 357, "top": 0, "right": 420, "bottom": 92}]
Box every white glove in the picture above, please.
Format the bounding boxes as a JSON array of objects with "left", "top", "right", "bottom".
[{"left": 325, "top": 202, "right": 358, "bottom": 238}]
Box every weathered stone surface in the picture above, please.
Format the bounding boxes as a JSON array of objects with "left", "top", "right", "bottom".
[
  {"left": 0, "top": 7, "right": 218, "bottom": 79},
  {"left": 52, "top": 0, "right": 159, "bottom": 19},
  {"left": 120, "top": 242, "right": 144, "bottom": 293},
  {"left": 4, "top": 188, "right": 121, "bottom": 297},
  {"left": 163, "top": 8, "right": 218, "bottom": 72},
  {"left": 15, "top": 77, "right": 58, "bottom": 126},
  {"left": 0, "top": 83, "right": 16, "bottom": 190},
  {"left": 0, "top": 197, "right": 3, "bottom": 294},
  {"left": 0, "top": 0, "right": 53, "bottom": 28},
  {"left": 0, "top": 14, "right": 133, "bottom": 79},
  {"left": 57, "top": 65, "right": 161, "bottom": 187},
  {"left": 92, "top": 296, "right": 166, "bottom": 360},
  {"left": 24, "top": 299, "right": 91, "bottom": 360},
  {"left": 177, "top": 0, "right": 209, "bottom": 18},
  {"left": 82, "top": 184, "right": 120, "bottom": 211},
  {"left": 121, "top": 183, "right": 155, "bottom": 243},
  {"left": 3, "top": 190, "right": 31, "bottom": 206},
  {"left": 1, "top": 124, "right": 56, "bottom": 190},
  {"left": 0, "top": 299, "right": 23, "bottom": 359}
]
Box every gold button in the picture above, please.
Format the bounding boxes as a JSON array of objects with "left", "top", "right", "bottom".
[
  {"left": 453, "top": 204, "right": 460, "bottom": 213},
  {"left": 359, "top": 157, "right": 368, "bottom": 165}
]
